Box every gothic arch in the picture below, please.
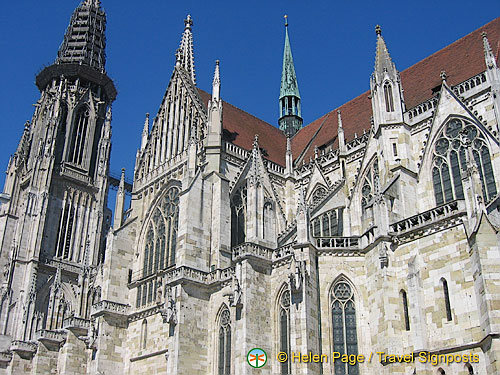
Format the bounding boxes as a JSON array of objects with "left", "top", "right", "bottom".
[
  {"left": 353, "top": 154, "right": 380, "bottom": 210},
  {"left": 428, "top": 116, "right": 497, "bottom": 205},
  {"left": 327, "top": 274, "right": 361, "bottom": 375},
  {"left": 215, "top": 304, "right": 232, "bottom": 375}
]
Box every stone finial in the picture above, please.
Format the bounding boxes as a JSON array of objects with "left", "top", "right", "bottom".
[
  {"left": 184, "top": 15, "right": 193, "bottom": 30},
  {"left": 284, "top": 14, "right": 288, "bottom": 27},
  {"left": 253, "top": 134, "right": 259, "bottom": 149},
  {"left": 440, "top": 70, "right": 447, "bottom": 81},
  {"left": 375, "top": 25, "right": 382, "bottom": 36}
]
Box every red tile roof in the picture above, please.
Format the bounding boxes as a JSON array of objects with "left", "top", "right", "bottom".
[
  {"left": 202, "top": 18, "right": 500, "bottom": 168},
  {"left": 291, "top": 17, "right": 500, "bottom": 162},
  {"left": 198, "top": 89, "right": 287, "bottom": 166}
]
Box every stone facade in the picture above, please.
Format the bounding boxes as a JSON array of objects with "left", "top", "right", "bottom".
[{"left": 1, "top": 1, "right": 500, "bottom": 374}]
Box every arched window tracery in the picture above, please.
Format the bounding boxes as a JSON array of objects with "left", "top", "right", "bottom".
[
  {"left": 231, "top": 185, "right": 247, "bottom": 248},
  {"left": 279, "top": 289, "right": 291, "bottom": 375},
  {"left": 432, "top": 118, "right": 497, "bottom": 205},
  {"left": 137, "top": 186, "right": 180, "bottom": 308},
  {"left": 311, "top": 186, "right": 328, "bottom": 206},
  {"left": 361, "top": 158, "right": 379, "bottom": 210},
  {"left": 331, "top": 279, "right": 358, "bottom": 375},
  {"left": 68, "top": 106, "right": 90, "bottom": 166},
  {"left": 311, "top": 208, "right": 344, "bottom": 237},
  {"left": 218, "top": 308, "right": 231, "bottom": 375},
  {"left": 384, "top": 82, "right": 395, "bottom": 112}
]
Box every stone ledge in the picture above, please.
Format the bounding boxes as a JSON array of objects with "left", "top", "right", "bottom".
[
  {"left": 0, "top": 351, "right": 12, "bottom": 363},
  {"left": 63, "top": 316, "right": 90, "bottom": 336},
  {"left": 91, "top": 300, "right": 130, "bottom": 318},
  {"left": 35, "top": 329, "right": 67, "bottom": 351}
]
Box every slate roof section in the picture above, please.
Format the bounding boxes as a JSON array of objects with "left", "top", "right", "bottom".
[
  {"left": 291, "top": 17, "right": 500, "bottom": 162},
  {"left": 198, "top": 90, "right": 287, "bottom": 166},
  {"left": 201, "top": 17, "right": 500, "bottom": 167}
]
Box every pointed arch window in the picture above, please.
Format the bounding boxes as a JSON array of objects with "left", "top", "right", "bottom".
[
  {"left": 141, "top": 319, "right": 147, "bottom": 349},
  {"left": 263, "top": 200, "right": 275, "bottom": 241},
  {"left": 279, "top": 289, "right": 291, "bottom": 375},
  {"left": 441, "top": 278, "right": 452, "bottom": 321},
  {"left": 384, "top": 82, "right": 395, "bottom": 112},
  {"left": 331, "top": 280, "right": 358, "bottom": 375},
  {"left": 56, "top": 198, "right": 75, "bottom": 260},
  {"left": 218, "top": 308, "right": 231, "bottom": 375},
  {"left": 55, "top": 103, "right": 68, "bottom": 164},
  {"left": 361, "top": 158, "right": 379, "bottom": 210},
  {"left": 68, "top": 106, "right": 90, "bottom": 165},
  {"left": 401, "top": 289, "right": 410, "bottom": 331},
  {"left": 311, "top": 186, "right": 328, "bottom": 206},
  {"left": 432, "top": 118, "right": 497, "bottom": 205},
  {"left": 311, "top": 208, "right": 343, "bottom": 237},
  {"left": 137, "top": 186, "right": 179, "bottom": 307},
  {"left": 231, "top": 185, "right": 247, "bottom": 248}
]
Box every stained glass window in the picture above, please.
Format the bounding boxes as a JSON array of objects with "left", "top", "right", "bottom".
[
  {"left": 432, "top": 119, "right": 496, "bottom": 205},
  {"left": 218, "top": 308, "right": 231, "bottom": 375},
  {"left": 311, "top": 208, "right": 343, "bottom": 237},
  {"left": 279, "top": 290, "right": 291, "bottom": 375},
  {"left": 231, "top": 185, "right": 247, "bottom": 247},
  {"left": 331, "top": 280, "right": 358, "bottom": 375},
  {"left": 138, "top": 186, "right": 180, "bottom": 307}
]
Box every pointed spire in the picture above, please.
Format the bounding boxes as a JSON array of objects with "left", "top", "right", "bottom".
[
  {"left": 56, "top": 0, "right": 107, "bottom": 71},
  {"left": 482, "top": 32, "right": 498, "bottom": 69},
  {"left": 374, "top": 25, "right": 396, "bottom": 79},
  {"left": 212, "top": 60, "right": 221, "bottom": 102},
  {"left": 279, "top": 16, "right": 303, "bottom": 137},
  {"left": 141, "top": 113, "right": 150, "bottom": 150},
  {"left": 176, "top": 15, "right": 196, "bottom": 84},
  {"left": 280, "top": 16, "right": 300, "bottom": 100}
]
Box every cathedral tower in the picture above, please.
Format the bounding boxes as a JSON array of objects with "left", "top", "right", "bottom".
[
  {"left": 0, "top": 0, "right": 115, "bottom": 347},
  {"left": 279, "top": 16, "right": 303, "bottom": 137}
]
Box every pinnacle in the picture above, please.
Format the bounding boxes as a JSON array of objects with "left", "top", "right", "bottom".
[
  {"left": 176, "top": 15, "right": 196, "bottom": 85},
  {"left": 374, "top": 25, "right": 395, "bottom": 77}
]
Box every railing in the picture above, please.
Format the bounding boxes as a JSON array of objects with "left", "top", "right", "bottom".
[
  {"left": 408, "top": 96, "right": 438, "bottom": 120},
  {"left": 315, "top": 236, "right": 360, "bottom": 249},
  {"left": 91, "top": 300, "right": 130, "bottom": 317},
  {"left": 453, "top": 72, "right": 487, "bottom": 96},
  {"left": 232, "top": 242, "right": 274, "bottom": 262},
  {"left": 390, "top": 200, "right": 463, "bottom": 235},
  {"left": 346, "top": 132, "right": 369, "bottom": 151},
  {"left": 63, "top": 316, "right": 91, "bottom": 330},
  {"left": 224, "top": 141, "right": 250, "bottom": 160},
  {"left": 35, "top": 329, "right": 67, "bottom": 343}
]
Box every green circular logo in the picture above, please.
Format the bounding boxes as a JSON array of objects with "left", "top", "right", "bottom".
[{"left": 247, "top": 348, "right": 267, "bottom": 368}]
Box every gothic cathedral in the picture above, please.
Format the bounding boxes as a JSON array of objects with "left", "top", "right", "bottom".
[{"left": 1, "top": 1, "right": 500, "bottom": 375}]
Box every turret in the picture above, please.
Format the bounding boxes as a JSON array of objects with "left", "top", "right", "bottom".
[{"left": 370, "top": 25, "right": 404, "bottom": 128}]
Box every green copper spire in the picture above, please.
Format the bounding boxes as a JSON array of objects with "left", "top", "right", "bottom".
[{"left": 279, "top": 15, "right": 303, "bottom": 137}]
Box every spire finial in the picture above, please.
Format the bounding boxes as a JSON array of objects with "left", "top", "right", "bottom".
[
  {"left": 440, "top": 70, "right": 447, "bottom": 82},
  {"left": 184, "top": 15, "right": 193, "bottom": 30},
  {"left": 375, "top": 25, "right": 382, "bottom": 36},
  {"left": 482, "top": 31, "right": 497, "bottom": 69},
  {"left": 253, "top": 134, "right": 259, "bottom": 149},
  {"left": 212, "top": 60, "right": 221, "bottom": 101},
  {"left": 284, "top": 14, "right": 288, "bottom": 27}
]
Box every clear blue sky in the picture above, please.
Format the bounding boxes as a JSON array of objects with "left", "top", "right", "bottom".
[{"left": 0, "top": 0, "right": 498, "bottom": 189}]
